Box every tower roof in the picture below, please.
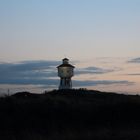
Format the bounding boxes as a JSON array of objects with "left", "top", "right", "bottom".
[
  {"left": 63, "top": 58, "right": 69, "bottom": 61},
  {"left": 57, "top": 58, "right": 75, "bottom": 68},
  {"left": 57, "top": 63, "right": 75, "bottom": 68}
]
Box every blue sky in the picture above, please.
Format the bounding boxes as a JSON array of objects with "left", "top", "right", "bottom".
[
  {"left": 0, "top": 0, "right": 140, "bottom": 94},
  {"left": 0, "top": 0, "right": 140, "bottom": 61}
]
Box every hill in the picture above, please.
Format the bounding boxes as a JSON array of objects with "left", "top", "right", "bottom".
[{"left": 0, "top": 89, "right": 140, "bottom": 140}]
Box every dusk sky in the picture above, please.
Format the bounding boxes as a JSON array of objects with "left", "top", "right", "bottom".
[{"left": 0, "top": 0, "right": 140, "bottom": 94}]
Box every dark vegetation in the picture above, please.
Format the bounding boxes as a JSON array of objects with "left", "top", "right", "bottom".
[{"left": 0, "top": 89, "right": 140, "bottom": 140}]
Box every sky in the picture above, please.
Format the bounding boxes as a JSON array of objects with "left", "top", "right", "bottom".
[{"left": 0, "top": 0, "right": 140, "bottom": 95}]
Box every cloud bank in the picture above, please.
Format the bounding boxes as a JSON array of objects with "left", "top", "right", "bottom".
[
  {"left": 0, "top": 60, "right": 133, "bottom": 90},
  {"left": 73, "top": 80, "right": 134, "bottom": 87},
  {"left": 75, "top": 66, "right": 114, "bottom": 75},
  {"left": 128, "top": 58, "right": 140, "bottom": 63}
]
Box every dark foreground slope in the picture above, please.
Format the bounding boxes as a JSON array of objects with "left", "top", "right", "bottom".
[{"left": 0, "top": 89, "right": 140, "bottom": 140}]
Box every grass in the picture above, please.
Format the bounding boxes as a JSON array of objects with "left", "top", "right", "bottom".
[{"left": 0, "top": 89, "right": 140, "bottom": 140}]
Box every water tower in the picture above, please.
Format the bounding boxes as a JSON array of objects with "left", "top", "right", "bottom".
[{"left": 57, "top": 58, "right": 75, "bottom": 89}]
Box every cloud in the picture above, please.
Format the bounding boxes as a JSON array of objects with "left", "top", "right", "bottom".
[
  {"left": 0, "top": 60, "right": 134, "bottom": 90},
  {"left": 0, "top": 60, "right": 59, "bottom": 85},
  {"left": 127, "top": 73, "right": 140, "bottom": 76},
  {"left": 0, "top": 61, "right": 116, "bottom": 85},
  {"left": 0, "top": 78, "right": 59, "bottom": 86},
  {"left": 75, "top": 66, "right": 114, "bottom": 75},
  {"left": 0, "top": 60, "right": 60, "bottom": 71},
  {"left": 73, "top": 80, "right": 134, "bottom": 87},
  {"left": 39, "top": 80, "right": 134, "bottom": 89},
  {"left": 128, "top": 58, "right": 140, "bottom": 63}
]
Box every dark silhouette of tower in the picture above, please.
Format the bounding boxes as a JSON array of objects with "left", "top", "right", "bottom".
[{"left": 57, "top": 58, "right": 75, "bottom": 89}]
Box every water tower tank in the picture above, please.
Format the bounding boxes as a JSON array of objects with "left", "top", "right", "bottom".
[{"left": 57, "top": 58, "right": 75, "bottom": 89}]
